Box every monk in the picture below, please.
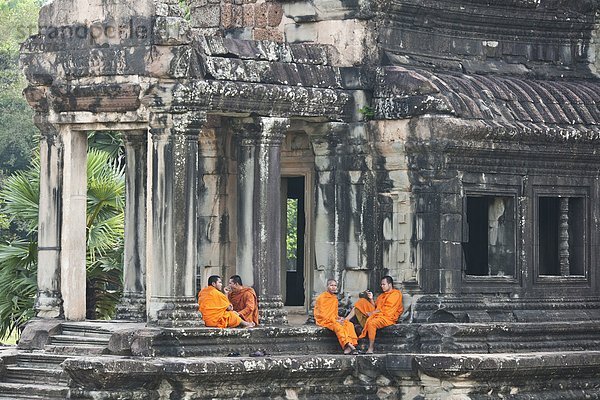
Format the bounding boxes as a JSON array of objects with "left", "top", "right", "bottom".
[
  {"left": 226, "top": 275, "right": 259, "bottom": 325},
  {"left": 198, "top": 275, "right": 255, "bottom": 328},
  {"left": 355, "top": 275, "right": 403, "bottom": 354},
  {"left": 314, "top": 279, "right": 358, "bottom": 354}
]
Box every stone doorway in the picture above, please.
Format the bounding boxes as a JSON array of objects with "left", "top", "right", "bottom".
[{"left": 283, "top": 176, "right": 306, "bottom": 306}]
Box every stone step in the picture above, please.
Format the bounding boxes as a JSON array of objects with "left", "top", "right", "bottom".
[
  {"left": 0, "top": 382, "right": 68, "bottom": 399},
  {"left": 4, "top": 366, "right": 68, "bottom": 385},
  {"left": 60, "top": 323, "right": 113, "bottom": 339},
  {"left": 50, "top": 334, "right": 109, "bottom": 346},
  {"left": 44, "top": 344, "right": 108, "bottom": 355},
  {"left": 16, "top": 352, "right": 70, "bottom": 369}
]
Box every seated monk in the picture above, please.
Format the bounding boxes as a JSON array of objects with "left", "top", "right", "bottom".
[
  {"left": 198, "top": 275, "right": 255, "bottom": 328},
  {"left": 314, "top": 279, "right": 358, "bottom": 354},
  {"left": 226, "top": 275, "right": 259, "bottom": 325},
  {"left": 354, "top": 275, "right": 403, "bottom": 354}
]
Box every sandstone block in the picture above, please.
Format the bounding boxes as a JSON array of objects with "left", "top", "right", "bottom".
[
  {"left": 221, "top": 3, "right": 233, "bottom": 29},
  {"left": 253, "top": 27, "right": 283, "bottom": 42},
  {"left": 242, "top": 4, "right": 255, "bottom": 26},
  {"left": 267, "top": 2, "right": 283, "bottom": 27},
  {"left": 191, "top": 5, "right": 221, "bottom": 28},
  {"left": 255, "top": 2, "right": 268, "bottom": 28}
]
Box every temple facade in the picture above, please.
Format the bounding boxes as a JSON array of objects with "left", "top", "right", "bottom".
[{"left": 20, "top": 0, "right": 600, "bottom": 328}]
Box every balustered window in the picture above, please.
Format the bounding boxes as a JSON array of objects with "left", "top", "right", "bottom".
[{"left": 537, "top": 196, "right": 585, "bottom": 276}]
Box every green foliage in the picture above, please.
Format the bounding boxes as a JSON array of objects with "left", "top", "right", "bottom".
[
  {"left": 0, "top": 0, "right": 40, "bottom": 180},
  {"left": 0, "top": 146, "right": 125, "bottom": 338},
  {"left": 358, "top": 105, "right": 375, "bottom": 121},
  {"left": 286, "top": 198, "right": 298, "bottom": 264},
  {"left": 178, "top": 0, "right": 191, "bottom": 21},
  {"left": 0, "top": 239, "right": 36, "bottom": 338}
]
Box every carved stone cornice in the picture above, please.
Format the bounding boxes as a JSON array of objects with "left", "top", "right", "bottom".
[{"left": 145, "top": 80, "right": 353, "bottom": 121}]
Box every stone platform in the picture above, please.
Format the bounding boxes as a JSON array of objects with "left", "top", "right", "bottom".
[{"left": 3, "top": 319, "right": 600, "bottom": 398}]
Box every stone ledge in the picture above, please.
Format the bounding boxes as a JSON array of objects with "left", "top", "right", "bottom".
[{"left": 62, "top": 351, "right": 600, "bottom": 399}]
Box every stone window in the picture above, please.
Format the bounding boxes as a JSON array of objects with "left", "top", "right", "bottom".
[
  {"left": 537, "top": 196, "right": 585, "bottom": 276},
  {"left": 463, "top": 195, "right": 516, "bottom": 277}
]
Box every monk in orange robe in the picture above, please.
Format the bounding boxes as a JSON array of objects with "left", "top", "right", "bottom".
[
  {"left": 346, "top": 296, "right": 376, "bottom": 328},
  {"left": 226, "top": 275, "right": 259, "bottom": 325},
  {"left": 198, "top": 275, "right": 255, "bottom": 328},
  {"left": 314, "top": 279, "right": 358, "bottom": 354},
  {"left": 356, "top": 275, "right": 403, "bottom": 353}
]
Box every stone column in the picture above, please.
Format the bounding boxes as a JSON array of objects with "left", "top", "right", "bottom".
[
  {"left": 559, "top": 197, "right": 570, "bottom": 276},
  {"left": 116, "top": 130, "right": 148, "bottom": 321},
  {"left": 35, "top": 120, "right": 63, "bottom": 318},
  {"left": 147, "top": 112, "right": 204, "bottom": 326},
  {"left": 59, "top": 126, "right": 88, "bottom": 321},
  {"left": 309, "top": 124, "right": 348, "bottom": 295},
  {"left": 235, "top": 117, "right": 289, "bottom": 325}
]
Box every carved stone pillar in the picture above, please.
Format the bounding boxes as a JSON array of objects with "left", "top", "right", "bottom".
[
  {"left": 59, "top": 126, "right": 88, "bottom": 321},
  {"left": 559, "top": 197, "right": 570, "bottom": 276},
  {"left": 236, "top": 117, "right": 289, "bottom": 325},
  {"left": 116, "top": 130, "right": 148, "bottom": 321},
  {"left": 147, "top": 112, "right": 205, "bottom": 326},
  {"left": 309, "top": 123, "right": 348, "bottom": 295},
  {"left": 35, "top": 120, "right": 63, "bottom": 318}
]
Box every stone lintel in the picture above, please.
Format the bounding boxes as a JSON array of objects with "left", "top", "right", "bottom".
[
  {"left": 50, "top": 84, "right": 142, "bottom": 113},
  {"left": 145, "top": 80, "right": 353, "bottom": 121}
]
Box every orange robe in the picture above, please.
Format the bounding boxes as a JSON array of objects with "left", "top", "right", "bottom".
[
  {"left": 314, "top": 291, "right": 358, "bottom": 349},
  {"left": 198, "top": 286, "right": 242, "bottom": 328},
  {"left": 228, "top": 287, "right": 259, "bottom": 325},
  {"left": 354, "top": 298, "right": 376, "bottom": 315},
  {"left": 357, "top": 289, "right": 403, "bottom": 341}
]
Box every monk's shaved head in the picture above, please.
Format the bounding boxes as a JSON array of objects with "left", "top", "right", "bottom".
[
  {"left": 381, "top": 275, "right": 394, "bottom": 286},
  {"left": 229, "top": 275, "right": 243, "bottom": 286},
  {"left": 208, "top": 275, "right": 221, "bottom": 286},
  {"left": 326, "top": 278, "right": 337, "bottom": 285}
]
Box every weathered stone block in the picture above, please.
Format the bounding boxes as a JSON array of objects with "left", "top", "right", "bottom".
[
  {"left": 242, "top": 4, "right": 255, "bottom": 26},
  {"left": 255, "top": 2, "right": 268, "bottom": 28},
  {"left": 285, "top": 23, "right": 317, "bottom": 43},
  {"left": 191, "top": 5, "right": 221, "bottom": 28},
  {"left": 18, "top": 319, "right": 62, "bottom": 350},
  {"left": 221, "top": 3, "right": 234, "bottom": 29},
  {"left": 266, "top": 2, "right": 283, "bottom": 27}
]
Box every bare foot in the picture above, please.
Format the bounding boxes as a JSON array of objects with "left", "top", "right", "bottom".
[
  {"left": 343, "top": 343, "right": 356, "bottom": 354},
  {"left": 240, "top": 321, "right": 255, "bottom": 328}
]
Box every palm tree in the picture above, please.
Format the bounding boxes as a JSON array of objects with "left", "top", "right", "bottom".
[{"left": 0, "top": 147, "right": 125, "bottom": 339}]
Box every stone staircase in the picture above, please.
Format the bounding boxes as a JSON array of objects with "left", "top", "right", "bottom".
[
  {"left": 0, "top": 351, "right": 70, "bottom": 399},
  {"left": 0, "top": 321, "right": 116, "bottom": 399},
  {"left": 43, "top": 322, "right": 112, "bottom": 355}
]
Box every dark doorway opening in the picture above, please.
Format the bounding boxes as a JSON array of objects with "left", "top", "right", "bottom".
[{"left": 285, "top": 177, "right": 305, "bottom": 306}]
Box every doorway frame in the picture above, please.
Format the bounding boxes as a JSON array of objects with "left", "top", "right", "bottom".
[{"left": 281, "top": 169, "right": 314, "bottom": 312}]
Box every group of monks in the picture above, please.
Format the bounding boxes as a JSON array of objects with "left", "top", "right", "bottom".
[
  {"left": 198, "top": 275, "right": 258, "bottom": 328},
  {"left": 314, "top": 276, "right": 403, "bottom": 354},
  {"left": 197, "top": 274, "right": 403, "bottom": 354}
]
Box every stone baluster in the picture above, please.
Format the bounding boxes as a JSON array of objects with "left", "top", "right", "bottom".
[
  {"left": 235, "top": 117, "right": 289, "bottom": 325},
  {"left": 559, "top": 197, "right": 570, "bottom": 276},
  {"left": 35, "top": 120, "right": 63, "bottom": 318},
  {"left": 116, "top": 130, "right": 148, "bottom": 321},
  {"left": 147, "top": 111, "right": 205, "bottom": 326},
  {"left": 59, "top": 126, "right": 88, "bottom": 321}
]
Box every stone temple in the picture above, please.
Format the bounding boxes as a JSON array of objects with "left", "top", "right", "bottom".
[{"left": 3, "top": 0, "right": 600, "bottom": 398}]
